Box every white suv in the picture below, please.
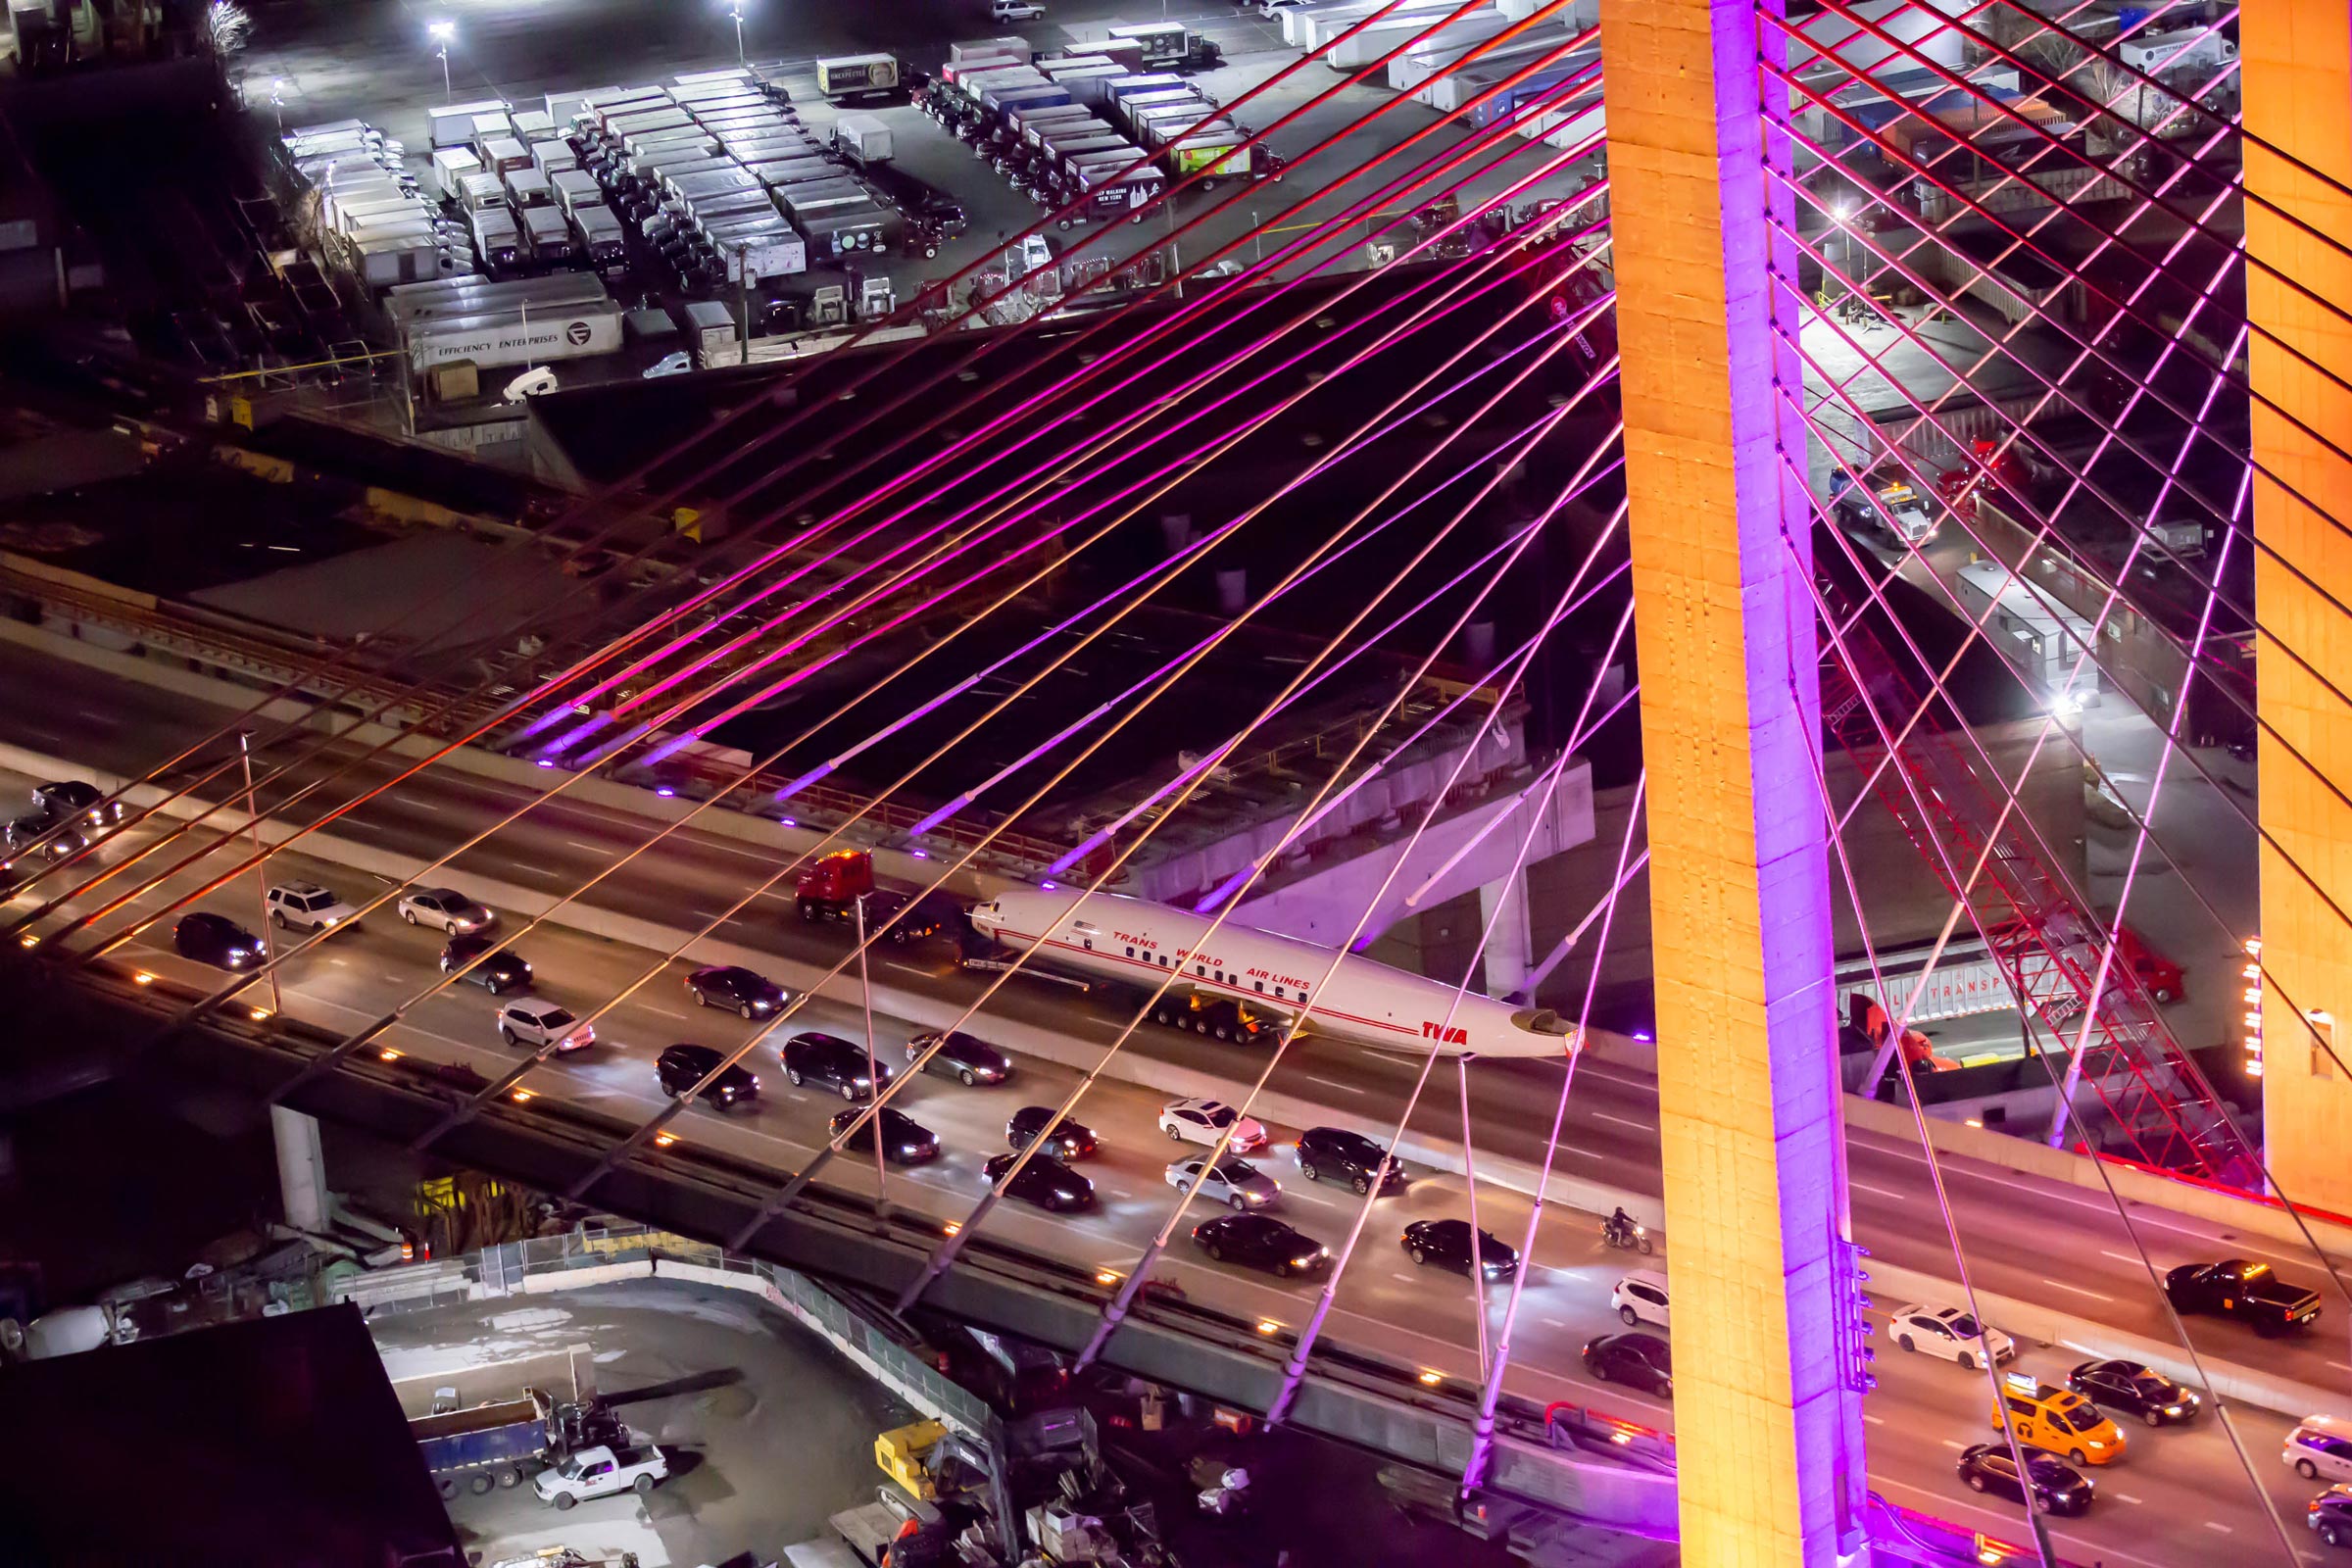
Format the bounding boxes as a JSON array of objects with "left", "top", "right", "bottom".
[
  {"left": 497, "top": 999, "right": 594, "bottom": 1053},
  {"left": 267, "top": 882, "right": 359, "bottom": 932},
  {"left": 1158, "top": 1097, "right": 1267, "bottom": 1152},
  {"left": 1611, "top": 1269, "right": 1670, "bottom": 1329}
]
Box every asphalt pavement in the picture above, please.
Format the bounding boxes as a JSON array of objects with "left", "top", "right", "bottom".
[{"left": 0, "top": 642, "right": 2342, "bottom": 1563}]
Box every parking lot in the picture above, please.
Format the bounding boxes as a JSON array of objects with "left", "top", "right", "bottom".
[
  {"left": 244, "top": 0, "right": 1599, "bottom": 404},
  {"left": 369, "top": 1278, "right": 914, "bottom": 1567}
]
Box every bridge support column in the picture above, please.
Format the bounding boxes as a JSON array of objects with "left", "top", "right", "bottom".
[
  {"left": 271, "top": 1105, "right": 328, "bottom": 1234},
  {"left": 1478, "top": 870, "right": 1534, "bottom": 1000},
  {"left": 1599, "top": 0, "right": 1868, "bottom": 1557},
  {"left": 2245, "top": 0, "right": 2352, "bottom": 1211}
]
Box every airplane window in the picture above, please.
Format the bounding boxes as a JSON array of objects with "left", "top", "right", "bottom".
[
  {"left": 1253, "top": 980, "right": 1263, "bottom": 993},
  {"left": 1126, "top": 946, "right": 1135, "bottom": 957}
]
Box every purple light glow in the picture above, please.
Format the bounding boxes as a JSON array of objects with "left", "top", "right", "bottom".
[
  {"left": 779, "top": 815, "right": 798, "bottom": 827},
  {"left": 1633, "top": 1030, "right": 1652, "bottom": 1043},
  {"left": 657, "top": 787, "right": 675, "bottom": 797},
  {"left": 534, "top": 759, "right": 555, "bottom": 768},
  {"left": 1039, "top": 880, "right": 1057, "bottom": 891},
  {"left": 910, "top": 850, "right": 929, "bottom": 859}
]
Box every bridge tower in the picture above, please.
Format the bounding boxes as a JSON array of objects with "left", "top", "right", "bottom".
[
  {"left": 2245, "top": 0, "right": 2352, "bottom": 1212},
  {"left": 1600, "top": 0, "right": 1870, "bottom": 1558}
]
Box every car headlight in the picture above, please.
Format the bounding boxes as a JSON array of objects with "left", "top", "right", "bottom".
[
  {"left": 320, "top": 915, "right": 336, "bottom": 926},
  {"left": 755, "top": 1000, "right": 773, "bottom": 1011},
  {"left": 901, "top": 1144, "right": 925, "bottom": 1155},
  {"left": 2164, "top": 1405, "right": 2182, "bottom": 1416},
  {"left": 855, "top": 1075, "right": 872, "bottom": 1087},
  {"left": 2086, "top": 1440, "right": 2104, "bottom": 1449}
]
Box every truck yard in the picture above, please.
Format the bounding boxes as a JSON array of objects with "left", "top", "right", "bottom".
[{"left": 205, "top": 0, "right": 1598, "bottom": 444}]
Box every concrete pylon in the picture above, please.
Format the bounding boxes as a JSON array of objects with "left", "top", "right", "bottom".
[
  {"left": 2244, "top": 0, "right": 2352, "bottom": 1211},
  {"left": 1478, "top": 870, "right": 1535, "bottom": 1000},
  {"left": 1599, "top": 0, "right": 1869, "bottom": 1556},
  {"left": 271, "top": 1105, "right": 328, "bottom": 1235}
]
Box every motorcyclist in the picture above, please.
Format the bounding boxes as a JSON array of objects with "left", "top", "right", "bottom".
[{"left": 1605, "top": 1206, "right": 1635, "bottom": 1246}]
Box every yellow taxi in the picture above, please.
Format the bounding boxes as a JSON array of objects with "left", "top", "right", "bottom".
[{"left": 1994, "top": 1371, "right": 2128, "bottom": 1466}]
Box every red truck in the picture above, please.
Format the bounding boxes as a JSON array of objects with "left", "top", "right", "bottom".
[{"left": 794, "top": 850, "right": 953, "bottom": 946}]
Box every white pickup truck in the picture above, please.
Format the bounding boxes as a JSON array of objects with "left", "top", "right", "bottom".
[{"left": 532, "top": 1442, "right": 670, "bottom": 1509}]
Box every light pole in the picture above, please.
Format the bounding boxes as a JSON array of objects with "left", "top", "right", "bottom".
[
  {"left": 1251, "top": 208, "right": 1263, "bottom": 265},
  {"left": 268, "top": 76, "right": 285, "bottom": 133},
  {"left": 728, "top": 0, "right": 746, "bottom": 64},
  {"left": 238, "top": 729, "right": 282, "bottom": 1018},
  {"left": 428, "top": 20, "right": 454, "bottom": 104}
]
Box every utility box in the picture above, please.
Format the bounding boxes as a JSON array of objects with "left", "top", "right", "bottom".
[{"left": 430, "top": 360, "right": 480, "bottom": 402}]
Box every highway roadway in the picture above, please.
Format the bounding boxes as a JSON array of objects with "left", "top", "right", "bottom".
[{"left": 0, "top": 644, "right": 2341, "bottom": 1563}]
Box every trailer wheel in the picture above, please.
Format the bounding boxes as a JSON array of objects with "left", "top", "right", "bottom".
[
  {"left": 436, "top": 1477, "right": 460, "bottom": 1501},
  {"left": 468, "top": 1473, "right": 494, "bottom": 1495},
  {"left": 497, "top": 1467, "right": 522, "bottom": 1489}
]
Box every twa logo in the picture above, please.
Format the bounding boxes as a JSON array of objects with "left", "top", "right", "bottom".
[{"left": 1421, "top": 1021, "right": 1469, "bottom": 1046}]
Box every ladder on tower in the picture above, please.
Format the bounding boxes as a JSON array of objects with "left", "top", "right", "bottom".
[{"left": 1815, "top": 577, "right": 2257, "bottom": 1185}]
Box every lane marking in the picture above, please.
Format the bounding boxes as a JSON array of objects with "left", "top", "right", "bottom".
[
  {"left": 2111, "top": 1492, "right": 2140, "bottom": 1504},
  {"left": 2203, "top": 1522, "right": 2230, "bottom": 1534},
  {"left": 1864, "top": 1414, "right": 1885, "bottom": 1426},
  {"left": 1851, "top": 1182, "right": 1910, "bottom": 1200},
  {"left": 2100, "top": 1250, "right": 2145, "bottom": 1266},
  {"left": 2038, "top": 1278, "right": 2114, "bottom": 1302},
  {"left": 564, "top": 840, "right": 607, "bottom": 853},
  {"left": 1590, "top": 1111, "right": 1653, "bottom": 1132},
  {"left": 1939, "top": 1439, "right": 1964, "bottom": 1449},
  {"left": 885, "top": 961, "right": 933, "bottom": 977}
]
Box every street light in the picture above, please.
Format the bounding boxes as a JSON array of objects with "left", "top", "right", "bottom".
[
  {"left": 727, "top": 0, "right": 746, "bottom": 64},
  {"left": 428, "top": 20, "right": 454, "bottom": 103}
]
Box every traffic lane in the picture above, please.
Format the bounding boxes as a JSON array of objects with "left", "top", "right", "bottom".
[
  {"left": 12, "top": 655, "right": 2352, "bottom": 1393},
  {"left": 34, "top": 796, "right": 2331, "bottom": 1568},
  {"left": 38, "top": 831, "right": 1654, "bottom": 1422},
  {"left": 1861, "top": 1322, "right": 2321, "bottom": 1568}
]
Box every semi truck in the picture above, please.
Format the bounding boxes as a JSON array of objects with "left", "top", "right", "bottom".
[
  {"left": 815, "top": 52, "right": 900, "bottom": 100},
  {"left": 794, "top": 851, "right": 953, "bottom": 944},
  {"left": 397, "top": 1347, "right": 616, "bottom": 1499}
]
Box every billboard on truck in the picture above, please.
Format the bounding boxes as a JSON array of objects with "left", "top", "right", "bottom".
[
  {"left": 815, "top": 53, "right": 900, "bottom": 97},
  {"left": 1165, "top": 134, "right": 1254, "bottom": 178},
  {"left": 1106, "top": 21, "right": 1190, "bottom": 69}
]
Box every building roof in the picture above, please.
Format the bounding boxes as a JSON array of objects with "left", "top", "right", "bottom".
[{"left": 0, "top": 1304, "right": 463, "bottom": 1567}]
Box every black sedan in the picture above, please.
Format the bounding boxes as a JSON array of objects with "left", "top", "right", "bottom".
[
  {"left": 1192, "top": 1213, "right": 1330, "bottom": 1278},
  {"left": 1401, "top": 1218, "right": 1518, "bottom": 1279},
  {"left": 2066, "top": 1358, "right": 2202, "bottom": 1427},
  {"left": 173, "top": 910, "right": 265, "bottom": 970},
  {"left": 829, "top": 1104, "right": 942, "bottom": 1164},
  {"left": 1956, "top": 1444, "right": 2092, "bottom": 1516},
  {"left": 1006, "top": 1105, "right": 1098, "bottom": 1160},
  {"left": 906, "top": 1029, "right": 1013, "bottom": 1086},
  {"left": 982, "top": 1152, "right": 1095, "bottom": 1211},
  {"left": 33, "top": 780, "right": 119, "bottom": 827},
  {"left": 1297, "top": 1126, "right": 1406, "bottom": 1195},
  {"left": 687, "top": 964, "right": 789, "bottom": 1018},
  {"left": 440, "top": 934, "right": 533, "bottom": 994},
  {"left": 1583, "top": 1332, "right": 1672, "bottom": 1396},
  {"left": 656, "top": 1043, "right": 759, "bottom": 1110}
]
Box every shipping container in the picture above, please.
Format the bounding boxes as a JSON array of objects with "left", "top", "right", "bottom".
[
  {"left": 551, "top": 170, "right": 605, "bottom": 216},
  {"left": 570, "top": 205, "right": 628, "bottom": 267},
  {"left": 505, "top": 168, "right": 554, "bottom": 208},
  {"left": 428, "top": 100, "right": 511, "bottom": 149},
  {"left": 533, "top": 141, "right": 579, "bottom": 176},
  {"left": 951, "top": 35, "right": 1033, "bottom": 65},
  {"left": 519, "top": 205, "right": 578, "bottom": 265},
  {"left": 458, "top": 172, "right": 511, "bottom": 213}
]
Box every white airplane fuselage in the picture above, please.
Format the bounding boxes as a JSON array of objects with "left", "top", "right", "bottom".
[{"left": 968, "top": 889, "right": 1576, "bottom": 1060}]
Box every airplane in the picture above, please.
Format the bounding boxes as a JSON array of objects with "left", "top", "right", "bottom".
[{"left": 967, "top": 888, "right": 1579, "bottom": 1060}]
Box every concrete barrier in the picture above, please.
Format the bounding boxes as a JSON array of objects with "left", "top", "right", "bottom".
[
  {"left": 519, "top": 1259, "right": 653, "bottom": 1293},
  {"left": 1843, "top": 1095, "right": 2352, "bottom": 1262}
]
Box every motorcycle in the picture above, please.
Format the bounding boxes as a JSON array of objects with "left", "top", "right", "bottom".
[{"left": 1602, "top": 1217, "right": 1654, "bottom": 1255}]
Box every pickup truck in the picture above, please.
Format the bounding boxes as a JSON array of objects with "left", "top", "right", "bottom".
[
  {"left": 2162, "top": 1258, "right": 2323, "bottom": 1335},
  {"left": 532, "top": 1442, "right": 671, "bottom": 1508}
]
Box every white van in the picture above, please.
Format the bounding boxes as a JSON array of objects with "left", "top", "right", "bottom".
[
  {"left": 501, "top": 366, "right": 560, "bottom": 403},
  {"left": 2287, "top": 1415, "right": 2352, "bottom": 1483}
]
